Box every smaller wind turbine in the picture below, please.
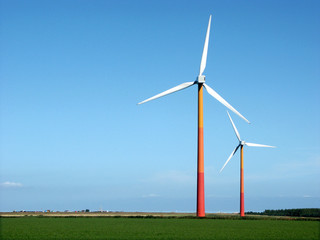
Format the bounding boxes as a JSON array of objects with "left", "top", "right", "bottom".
[{"left": 220, "top": 111, "right": 275, "bottom": 217}]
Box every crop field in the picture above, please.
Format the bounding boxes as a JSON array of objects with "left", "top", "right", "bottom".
[{"left": 1, "top": 216, "right": 319, "bottom": 240}]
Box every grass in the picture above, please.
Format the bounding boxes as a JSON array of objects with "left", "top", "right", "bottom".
[{"left": 1, "top": 217, "right": 319, "bottom": 240}]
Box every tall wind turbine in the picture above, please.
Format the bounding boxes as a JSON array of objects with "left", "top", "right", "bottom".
[
  {"left": 138, "top": 15, "right": 250, "bottom": 217},
  {"left": 220, "top": 111, "right": 275, "bottom": 217}
]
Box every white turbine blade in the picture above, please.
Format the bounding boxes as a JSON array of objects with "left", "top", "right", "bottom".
[
  {"left": 138, "top": 82, "right": 195, "bottom": 105},
  {"left": 227, "top": 111, "right": 241, "bottom": 141},
  {"left": 199, "top": 15, "right": 212, "bottom": 76},
  {"left": 203, "top": 83, "right": 250, "bottom": 124},
  {"left": 245, "top": 142, "right": 276, "bottom": 148},
  {"left": 220, "top": 144, "right": 241, "bottom": 173}
]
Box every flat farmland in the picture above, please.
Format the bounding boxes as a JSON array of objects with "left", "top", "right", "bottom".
[{"left": 1, "top": 216, "right": 319, "bottom": 240}]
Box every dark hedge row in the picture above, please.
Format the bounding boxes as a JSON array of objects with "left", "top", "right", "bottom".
[{"left": 246, "top": 208, "right": 320, "bottom": 217}]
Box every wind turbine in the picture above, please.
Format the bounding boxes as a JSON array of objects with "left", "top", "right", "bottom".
[
  {"left": 138, "top": 15, "right": 250, "bottom": 217},
  {"left": 220, "top": 111, "right": 275, "bottom": 217}
]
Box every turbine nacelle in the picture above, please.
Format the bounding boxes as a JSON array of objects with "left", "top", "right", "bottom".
[
  {"left": 240, "top": 141, "right": 245, "bottom": 146},
  {"left": 196, "top": 75, "right": 206, "bottom": 84}
]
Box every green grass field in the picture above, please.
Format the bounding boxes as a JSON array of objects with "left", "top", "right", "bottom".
[{"left": 1, "top": 217, "right": 319, "bottom": 240}]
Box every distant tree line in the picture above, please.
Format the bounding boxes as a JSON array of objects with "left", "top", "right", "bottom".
[{"left": 246, "top": 208, "right": 320, "bottom": 217}]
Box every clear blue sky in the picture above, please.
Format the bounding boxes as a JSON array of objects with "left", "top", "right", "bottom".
[{"left": 1, "top": 0, "right": 319, "bottom": 212}]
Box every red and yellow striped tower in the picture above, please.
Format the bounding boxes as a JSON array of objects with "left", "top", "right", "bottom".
[
  {"left": 240, "top": 145, "right": 245, "bottom": 217},
  {"left": 197, "top": 83, "right": 205, "bottom": 217}
]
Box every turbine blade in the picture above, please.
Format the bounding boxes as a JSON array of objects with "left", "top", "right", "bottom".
[
  {"left": 227, "top": 111, "right": 241, "bottom": 141},
  {"left": 138, "top": 82, "right": 195, "bottom": 105},
  {"left": 203, "top": 83, "right": 250, "bottom": 124},
  {"left": 199, "top": 15, "right": 212, "bottom": 76},
  {"left": 245, "top": 142, "right": 276, "bottom": 148},
  {"left": 220, "top": 144, "right": 241, "bottom": 173}
]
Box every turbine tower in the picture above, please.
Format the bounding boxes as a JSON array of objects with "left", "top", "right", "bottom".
[
  {"left": 220, "top": 111, "right": 275, "bottom": 217},
  {"left": 138, "top": 16, "right": 250, "bottom": 217}
]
